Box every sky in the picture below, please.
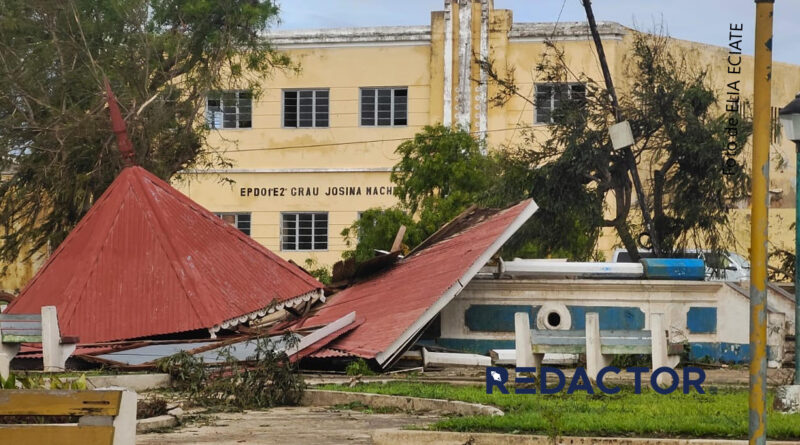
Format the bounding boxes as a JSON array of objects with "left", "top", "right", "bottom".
[{"left": 275, "top": 0, "right": 800, "bottom": 65}]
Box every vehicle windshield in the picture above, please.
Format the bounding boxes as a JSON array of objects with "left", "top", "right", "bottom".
[{"left": 729, "top": 252, "right": 750, "bottom": 269}]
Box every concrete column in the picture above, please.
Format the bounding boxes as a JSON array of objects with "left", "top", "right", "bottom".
[
  {"left": 650, "top": 312, "right": 669, "bottom": 387},
  {"left": 514, "top": 312, "right": 535, "bottom": 368},
  {"left": 456, "top": 0, "right": 472, "bottom": 128},
  {"left": 41, "top": 306, "right": 73, "bottom": 372},
  {"left": 443, "top": 0, "right": 453, "bottom": 126},
  {"left": 0, "top": 343, "right": 20, "bottom": 379},
  {"left": 585, "top": 312, "right": 609, "bottom": 381}
]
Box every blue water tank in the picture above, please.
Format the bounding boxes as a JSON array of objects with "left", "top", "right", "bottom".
[{"left": 640, "top": 258, "right": 705, "bottom": 280}]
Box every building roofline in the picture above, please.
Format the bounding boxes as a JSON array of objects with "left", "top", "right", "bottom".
[{"left": 266, "top": 21, "right": 630, "bottom": 48}]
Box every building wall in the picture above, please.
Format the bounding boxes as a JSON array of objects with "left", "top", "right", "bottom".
[
  {"left": 435, "top": 278, "right": 794, "bottom": 364},
  {"left": 174, "top": 0, "right": 800, "bottom": 269}
]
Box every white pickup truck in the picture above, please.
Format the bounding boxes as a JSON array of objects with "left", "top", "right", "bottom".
[{"left": 611, "top": 249, "right": 750, "bottom": 282}]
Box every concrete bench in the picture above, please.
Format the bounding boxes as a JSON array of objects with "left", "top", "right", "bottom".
[
  {"left": 0, "top": 388, "right": 136, "bottom": 445},
  {"left": 0, "top": 306, "right": 79, "bottom": 378},
  {"left": 515, "top": 312, "right": 682, "bottom": 385}
]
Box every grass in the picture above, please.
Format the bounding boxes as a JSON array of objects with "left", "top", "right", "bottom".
[{"left": 318, "top": 381, "right": 800, "bottom": 440}]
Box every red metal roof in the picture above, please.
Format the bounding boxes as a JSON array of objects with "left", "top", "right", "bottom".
[
  {"left": 6, "top": 166, "right": 323, "bottom": 343},
  {"left": 298, "top": 199, "right": 537, "bottom": 367}
]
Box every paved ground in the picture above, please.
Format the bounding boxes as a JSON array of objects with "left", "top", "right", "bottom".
[{"left": 136, "top": 406, "right": 439, "bottom": 445}]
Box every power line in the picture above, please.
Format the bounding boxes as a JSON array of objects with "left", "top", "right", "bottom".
[{"left": 225, "top": 126, "right": 533, "bottom": 153}]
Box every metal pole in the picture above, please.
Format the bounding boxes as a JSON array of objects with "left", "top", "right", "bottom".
[
  {"left": 796, "top": 140, "right": 800, "bottom": 384},
  {"left": 750, "top": 1, "right": 774, "bottom": 444}
]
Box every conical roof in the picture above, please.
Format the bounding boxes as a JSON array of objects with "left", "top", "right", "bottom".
[{"left": 6, "top": 166, "right": 323, "bottom": 343}]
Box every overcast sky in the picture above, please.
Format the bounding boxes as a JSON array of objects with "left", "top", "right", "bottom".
[{"left": 275, "top": 0, "right": 800, "bottom": 65}]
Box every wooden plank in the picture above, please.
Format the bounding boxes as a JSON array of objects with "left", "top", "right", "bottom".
[
  {"left": 0, "top": 425, "right": 114, "bottom": 445},
  {"left": 0, "top": 314, "right": 41, "bottom": 321},
  {"left": 2, "top": 326, "right": 42, "bottom": 334},
  {"left": 0, "top": 391, "right": 121, "bottom": 416},
  {"left": 1, "top": 334, "right": 42, "bottom": 343},
  {"left": 532, "top": 344, "right": 585, "bottom": 354},
  {"left": 0, "top": 321, "right": 43, "bottom": 330},
  {"left": 531, "top": 336, "right": 584, "bottom": 345},
  {"left": 601, "top": 338, "right": 651, "bottom": 346},
  {"left": 598, "top": 330, "right": 652, "bottom": 338},
  {"left": 531, "top": 330, "right": 586, "bottom": 337},
  {"left": 602, "top": 345, "right": 651, "bottom": 354}
]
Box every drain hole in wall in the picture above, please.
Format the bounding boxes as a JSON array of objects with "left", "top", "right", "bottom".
[{"left": 547, "top": 311, "right": 561, "bottom": 328}]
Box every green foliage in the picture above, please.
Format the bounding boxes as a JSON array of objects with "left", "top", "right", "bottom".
[
  {"left": 157, "top": 334, "right": 304, "bottom": 410},
  {"left": 0, "top": 0, "right": 291, "bottom": 265},
  {"left": 342, "top": 125, "right": 498, "bottom": 261},
  {"left": 344, "top": 358, "right": 376, "bottom": 376},
  {"left": 324, "top": 382, "right": 800, "bottom": 440},
  {"left": 341, "top": 208, "right": 425, "bottom": 262},
  {"left": 0, "top": 372, "right": 87, "bottom": 390},
  {"left": 391, "top": 125, "right": 494, "bottom": 232},
  {"left": 484, "top": 32, "right": 752, "bottom": 260},
  {"left": 303, "top": 258, "right": 332, "bottom": 285}
]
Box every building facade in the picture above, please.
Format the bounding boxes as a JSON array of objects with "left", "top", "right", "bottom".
[
  {"left": 4, "top": 0, "right": 800, "bottom": 294},
  {"left": 172, "top": 0, "right": 800, "bottom": 269}
]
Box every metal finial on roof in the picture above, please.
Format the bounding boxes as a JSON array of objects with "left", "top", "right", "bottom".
[{"left": 104, "top": 78, "right": 136, "bottom": 167}]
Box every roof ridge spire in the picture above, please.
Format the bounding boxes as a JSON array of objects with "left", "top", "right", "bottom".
[{"left": 104, "top": 78, "right": 136, "bottom": 167}]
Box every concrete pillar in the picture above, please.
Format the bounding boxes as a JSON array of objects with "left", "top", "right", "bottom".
[
  {"left": 0, "top": 343, "right": 20, "bottom": 380},
  {"left": 41, "top": 306, "right": 74, "bottom": 372},
  {"left": 514, "top": 312, "right": 535, "bottom": 368},
  {"left": 585, "top": 312, "right": 610, "bottom": 381},
  {"left": 90, "top": 387, "right": 137, "bottom": 445},
  {"left": 650, "top": 312, "right": 669, "bottom": 387}
]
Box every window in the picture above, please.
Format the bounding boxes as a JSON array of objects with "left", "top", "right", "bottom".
[
  {"left": 360, "top": 87, "right": 407, "bottom": 126},
  {"left": 215, "top": 212, "right": 251, "bottom": 236},
  {"left": 281, "top": 212, "right": 328, "bottom": 251},
  {"left": 206, "top": 91, "right": 252, "bottom": 129},
  {"left": 283, "top": 90, "right": 329, "bottom": 128},
  {"left": 534, "top": 83, "right": 586, "bottom": 124}
]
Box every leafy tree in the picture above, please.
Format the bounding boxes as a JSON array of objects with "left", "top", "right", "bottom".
[
  {"left": 341, "top": 125, "right": 494, "bottom": 262},
  {"left": 0, "top": 0, "right": 291, "bottom": 265},
  {"left": 482, "top": 32, "right": 752, "bottom": 260}
]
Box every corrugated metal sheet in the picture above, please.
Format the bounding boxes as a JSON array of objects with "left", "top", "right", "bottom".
[
  {"left": 307, "top": 348, "right": 354, "bottom": 359},
  {"left": 6, "top": 166, "right": 323, "bottom": 343},
  {"left": 298, "top": 199, "right": 537, "bottom": 367}
]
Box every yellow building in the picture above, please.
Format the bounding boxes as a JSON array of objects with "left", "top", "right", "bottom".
[
  {"left": 5, "top": 0, "right": 800, "bottom": 293},
  {"left": 174, "top": 0, "right": 800, "bottom": 268}
]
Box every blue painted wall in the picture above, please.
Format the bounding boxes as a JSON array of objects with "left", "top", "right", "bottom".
[
  {"left": 689, "top": 342, "right": 776, "bottom": 363},
  {"left": 464, "top": 304, "right": 536, "bottom": 332},
  {"left": 687, "top": 307, "right": 717, "bottom": 334},
  {"left": 568, "top": 306, "right": 645, "bottom": 330},
  {"left": 434, "top": 338, "right": 516, "bottom": 355}
]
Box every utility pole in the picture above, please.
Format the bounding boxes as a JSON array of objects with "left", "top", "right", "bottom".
[
  {"left": 749, "top": 1, "right": 774, "bottom": 444},
  {"left": 580, "top": 0, "right": 662, "bottom": 257}
]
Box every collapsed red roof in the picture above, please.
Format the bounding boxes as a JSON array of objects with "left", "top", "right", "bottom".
[
  {"left": 6, "top": 166, "right": 323, "bottom": 343},
  {"left": 298, "top": 199, "right": 537, "bottom": 367}
]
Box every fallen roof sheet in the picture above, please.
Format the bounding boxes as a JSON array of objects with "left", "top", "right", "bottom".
[
  {"left": 6, "top": 166, "right": 323, "bottom": 343},
  {"left": 298, "top": 199, "right": 537, "bottom": 367}
]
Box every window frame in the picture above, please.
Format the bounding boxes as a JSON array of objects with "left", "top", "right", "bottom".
[
  {"left": 359, "top": 87, "right": 408, "bottom": 127},
  {"left": 205, "top": 90, "right": 252, "bottom": 130},
  {"left": 214, "top": 212, "right": 252, "bottom": 236},
  {"left": 280, "top": 211, "right": 329, "bottom": 251},
  {"left": 533, "top": 83, "right": 586, "bottom": 125},
  {"left": 282, "top": 89, "right": 330, "bottom": 128}
]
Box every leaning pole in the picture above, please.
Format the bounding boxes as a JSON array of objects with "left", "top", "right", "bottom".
[{"left": 749, "top": 1, "right": 773, "bottom": 444}]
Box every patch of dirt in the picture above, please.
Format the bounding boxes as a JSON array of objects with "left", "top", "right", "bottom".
[{"left": 136, "top": 406, "right": 439, "bottom": 445}]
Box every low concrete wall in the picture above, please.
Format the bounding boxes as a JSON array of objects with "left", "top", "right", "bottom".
[
  {"left": 301, "top": 389, "right": 502, "bottom": 416},
  {"left": 371, "top": 429, "right": 800, "bottom": 445},
  {"left": 86, "top": 373, "right": 171, "bottom": 391}
]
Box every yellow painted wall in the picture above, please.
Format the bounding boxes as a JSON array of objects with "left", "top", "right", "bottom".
[{"left": 173, "top": 0, "right": 800, "bottom": 269}]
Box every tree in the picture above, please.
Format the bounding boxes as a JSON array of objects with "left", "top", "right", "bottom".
[
  {"left": 341, "top": 125, "right": 494, "bottom": 262},
  {"left": 481, "top": 31, "right": 752, "bottom": 259},
  {"left": 0, "top": 0, "right": 291, "bottom": 265}
]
